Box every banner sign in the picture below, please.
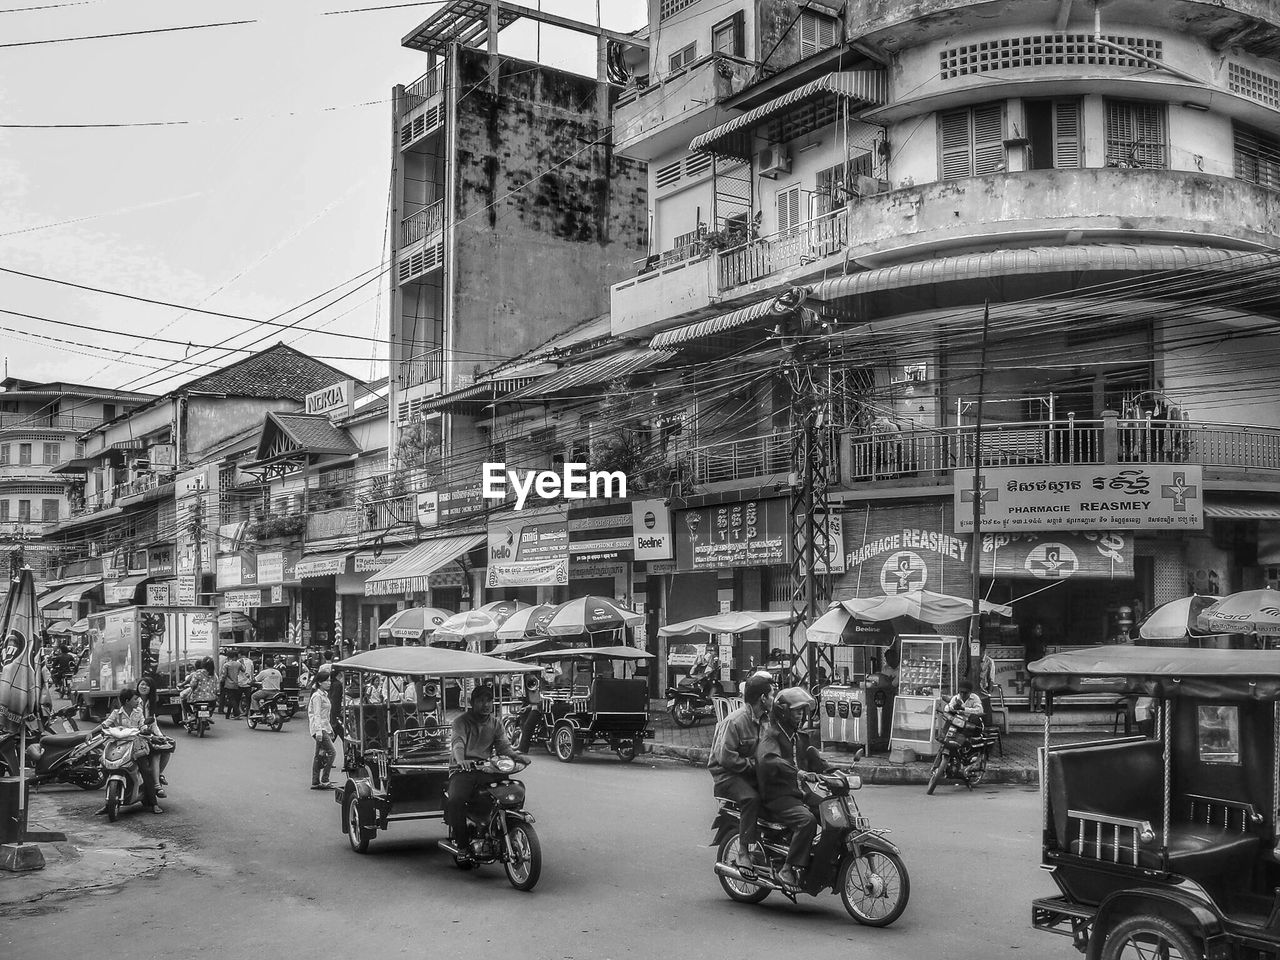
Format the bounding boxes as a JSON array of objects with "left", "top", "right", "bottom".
[
  {"left": 355, "top": 550, "right": 405, "bottom": 573},
  {"left": 632, "top": 499, "right": 672, "bottom": 561},
  {"left": 146, "top": 582, "right": 172, "bottom": 606},
  {"left": 216, "top": 549, "right": 299, "bottom": 589},
  {"left": 979, "top": 531, "right": 1134, "bottom": 580},
  {"left": 223, "top": 589, "right": 263, "bottom": 611},
  {"left": 176, "top": 576, "right": 197, "bottom": 606},
  {"left": 440, "top": 481, "right": 486, "bottom": 523},
  {"left": 954, "top": 465, "right": 1204, "bottom": 533},
  {"left": 487, "top": 507, "right": 570, "bottom": 587},
  {"left": 569, "top": 559, "right": 627, "bottom": 581},
  {"left": 674, "top": 498, "right": 790, "bottom": 572},
  {"left": 485, "top": 558, "right": 568, "bottom": 589},
  {"left": 835, "top": 502, "right": 971, "bottom": 598},
  {"left": 814, "top": 515, "right": 846, "bottom": 575},
  {"left": 569, "top": 505, "right": 634, "bottom": 557}
]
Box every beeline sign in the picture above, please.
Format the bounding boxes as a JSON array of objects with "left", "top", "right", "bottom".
[{"left": 631, "top": 499, "right": 672, "bottom": 560}]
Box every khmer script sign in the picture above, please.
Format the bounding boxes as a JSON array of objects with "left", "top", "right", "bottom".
[{"left": 954, "top": 465, "right": 1204, "bottom": 533}]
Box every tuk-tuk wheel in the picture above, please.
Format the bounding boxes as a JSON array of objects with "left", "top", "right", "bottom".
[
  {"left": 553, "top": 723, "right": 578, "bottom": 763},
  {"left": 1099, "top": 915, "right": 1200, "bottom": 960},
  {"left": 615, "top": 740, "right": 640, "bottom": 763},
  {"left": 346, "top": 797, "right": 374, "bottom": 854}
]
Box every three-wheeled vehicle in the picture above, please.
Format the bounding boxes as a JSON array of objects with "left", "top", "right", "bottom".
[
  {"left": 1030, "top": 645, "right": 1280, "bottom": 959},
  {"left": 218, "top": 641, "right": 305, "bottom": 718},
  {"left": 333, "top": 646, "right": 544, "bottom": 891},
  {"left": 510, "top": 646, "right": 655, "bottom": 763}
]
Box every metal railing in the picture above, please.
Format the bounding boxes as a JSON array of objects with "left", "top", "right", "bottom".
[
  {"left": 112, "top": 471, "right": 175, "bottom": 502},
  {"left": 362, "top": 495, "right": 416, "bottom": 533},
  {"left": 403, "top": 62, "right": 445, "bottom": 106},
  {"left": 686, "top": 432, "right": 795, "bottom": 484},
  {"left": 0, "top": 413, "right": 101, "bottom": 431},
  {"left": 403, "top": 348, "right": 445, "bottom": 388},
  {"left": 401, "top": 198, "right": 445, "bottom": 246},
  {"left": 718, "top": 208, "right": 849, "bottom": 290}
]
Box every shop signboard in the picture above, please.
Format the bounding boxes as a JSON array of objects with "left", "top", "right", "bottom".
[
  {"left": 216, "top": 549, "right": 298, "bottom": 589},
  {"left": 146, "top": 582, "right": 172, "bottom": 606},
  {"left": 569, "top": 505, "right": 633, "bottom": 558},
  {"left": 147, "top": 545, "right": 174, "bottom": 577},
  {"left": 569, "top": 558, "right": 627, "bottom": 581},
  {"left": 223, "top": 589, "right": 262, "bottom": 611},
  {"left": 979, "top": 531, "right": 1134, "bottom": 580},
  {"left": 416, "top": 490, "right": 439, "bottom": 528},
  {"left": 175, "top": 576, "right": 197, "bottom": 606},
  {"left": 954, "top": 465, "right": 1204, "bottom": 533},
  {"left": 486, "top": 506, "right": 569, "bottom": 587},
  {"left": 674, "top": 498, "right": 790, "bottom": 572},
  {"left": 440, "top": 481, "right": 486, "bottom": 523},
  {"left": 835, "top": 502, "right": 971, "bottom": 598},
  {"left": 631, "top": 499, "right": 672, "bottom": 560},
  {"left": 814, "top": 514, "right": 846, "bottom": 575},
  {"left": 305, "top": 380, "right": 354, "bottom": 419}
]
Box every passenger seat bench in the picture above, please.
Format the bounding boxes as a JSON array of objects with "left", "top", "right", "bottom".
[{"left": 1047, "top": 740, "right": 1261, "bottom": 877}]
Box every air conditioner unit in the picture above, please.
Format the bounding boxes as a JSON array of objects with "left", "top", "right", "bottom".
[
  {"left": 757, "top": 145, "right": 792, "bottom": 179},
  {"left": 854, "top": 175, "right": 891, "bottom": 197}
]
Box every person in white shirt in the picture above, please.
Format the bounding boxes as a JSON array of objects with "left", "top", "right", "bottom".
[
  {"left": 308, "top": 666, "right": 334, "bottom": 789},
  {"left": 942, "top": 680, "right": 985, "bottom": 757},
  {"left": 252, "top": 660, "right": 283, "bottom": 706}
]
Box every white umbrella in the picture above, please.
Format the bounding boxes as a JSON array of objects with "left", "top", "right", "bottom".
[
  {"left": 809, "top": 590, "right": 1013, "bottom": 645},
  {"left": 1138, "top": 595, "right": 1221, "bottom": 640},
  {"left": 538, "top": 596, "right": 645, "bottom": 637},
  {"left": 377, "top": 607, "right": 454, "bottom": 643},
  {"left": 493, "top": 604, "right": 556, "bottom": 641},
  {"left": 658, "top": 610, "right": 798, "bottom": 637},
  {"left": 1201, "top": 590, "right": 1280, "bottom": 637},
  {"left": 434, "top": 600, "right": 529, "bottom": 642}
]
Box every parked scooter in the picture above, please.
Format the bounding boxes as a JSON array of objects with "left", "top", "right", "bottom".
[
  {"left": 712, "top": 767, "right": 910, "bottom": 926},
  {"left": 181, "top": 700, "right": 216, "bottom": 738},
  {"left": 100, "top": 726, "right": 151, "bottom": 821},
  {"left": 926, "top": 712, "right": 997, "bottom": 794},
  {"left": 244, "top": 691, "right": 292, "bottom": 732},
  {"left": 0, "top": 706, "right": 99, "bottom": 784},
  {"left": 665, "top": 653, "right": 723, "bottom": 728}
]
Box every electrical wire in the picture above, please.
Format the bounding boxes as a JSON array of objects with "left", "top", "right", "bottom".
[{"left": 0, "top": 19, "right": 256, "bottom": 49}]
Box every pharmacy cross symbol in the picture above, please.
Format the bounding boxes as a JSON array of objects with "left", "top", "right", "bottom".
[
  {"left": 959, "top": 475, "right": 998, "bottom": 514},
  {"left": 1160, "top": 472, "right": 1199, "bottom": 513},
  {"left": 1028, "top": 545, "right": 1077, "bottom": 578}
]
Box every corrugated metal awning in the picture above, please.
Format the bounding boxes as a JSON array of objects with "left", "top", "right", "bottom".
[
  {"left": 649, "top": 288, "right": 807, "bottom": 351},
  {"left": 295, "top": 551, "right": 354, "bottom": 579},
  {"left": 1205, "top": 501, "right": 1280, "bottom": 520},
  {"left": 364, "top": 533, "right": 486, "bottom": 597},
  {"left": 106, "top": 575, "right": 150, "bottom": 604},
  {"left": 38, "top": 581, "right": 103, "bottom": 608},
  {"left": 416, "top": 374, "right": 544, "bottom": 415},
  {"left": 808, "top": 245, "right": 1262, "bottom": 302},
  {"left": 501, "top": 350, "right": 665, "bottom": 402},
  {"left": 691, "top": 70, "right": 887, "bottom": 158}
]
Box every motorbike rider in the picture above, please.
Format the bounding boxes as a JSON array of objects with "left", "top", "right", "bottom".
[
  {"left": 446, "top": 684, "right": 531, "bottom": 861},
  {"left": 755, "top": 686, "right": 828, "bottom": 890},
  {"left": 51, "top": 644, "right": 76, "bottom": 691},
  {"left": 709, "top": 672, "right": 774, "bottom": 872},
  {"left": 942, "top": 679, "right": 985, "bottom": 765},
  {"left": 180, "top": 657, "right": 219, "bottom": 722},
  {"left": 95, "top": 687, "right": 163, "bottom": 815},
  {"left": 250, "top": 658, "right": 284, "bottom": 710},
  {"left": 688, "top": 641, "right": 721, "bottom": 698}
]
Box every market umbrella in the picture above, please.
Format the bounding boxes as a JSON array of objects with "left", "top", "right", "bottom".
[
  {"left": 69, "top": 618, "right": 90, "bottom": 635},
  {"left": 0, "top": 568, "right": 42, "bottom": 732},
  {"left": 537, "top": 595, "right": 645, "bottom": 637},
  {"left": 493, "top": 604, "right": 556, "bottom": 641},
  {"left": 808, "top": 590, "right": 1013, "bottom": 645},
  {"left": 44, "top": 619, "right": 74, "bottom": 637},
  {"left": 377, "top": 606, "right": 454, "bottom": 644},
  {"left": 1199, "top": 589, "right": 1280, "bottom": 637},
  {"left": 434, "top": 600, "right": 529, "bottom": 642},
  {"left": 1138, "top": 594, "right": 1221, "bottom": 641},
  {"left": 658, "top": 610, "right": 798, "bottom": 637}
]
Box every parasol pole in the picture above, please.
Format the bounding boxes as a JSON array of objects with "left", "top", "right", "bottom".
[{"left": 967, "top": 301, "right": 992, "bottom": 682}]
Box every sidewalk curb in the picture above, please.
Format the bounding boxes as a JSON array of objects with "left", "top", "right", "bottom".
[{"left": 646, "top": 743, "right": 1039, "bottom": 785}]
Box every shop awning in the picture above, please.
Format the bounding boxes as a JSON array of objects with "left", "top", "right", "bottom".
[
  {"left": 354, "top": 549, "right": 407, "bottom": 573},
  {"left": 106, "top": 575, "right": 150, "bottom": 604},
  {"left": 364, "top": 534, "right": 486, "bottom": 596},
  {"left": 690, "top": 70, "right": 887, "bottom": 159},
  {"left": 501, "top": 350, "right": 665, "bottom": 402},
  {"left": 649, "top": 289, "right": 806, "bottom": 351},
  {"left": 38, "top": 580, "right": 103, "bottom": 608},
  {"left": 416, "top": 373, "right": 546, "bottom": 415},
  {"left": 295, "top": 551, "right": 354, "bottom": 579},
  {"left": 50, "top": 456, "right": 99, "bottom": 474},
  {"left": 1204, "top": 501, "right": 1280, "bottom": 520}
]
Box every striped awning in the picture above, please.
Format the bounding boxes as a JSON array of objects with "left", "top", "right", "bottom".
[
  {"left": 501, "top": 349, "right": 665, "bottom": 402},
  {"left": 295, "top": 551, "right": 354, "bottom": 579},
  {"left": 416, "top": 373, "right": 544, "bottom": 415},
  {"left": 364, "top": 533, "right": 486, "bottom": 597},
  {"left": 649, "top": 288, "right": 807, "bottom": 351},
  {"left": 691, "top": 70, "right": 887, "bottom": 158},
  {"left": 1204, "top": 501, "right": 1280, "bottom": 520}
]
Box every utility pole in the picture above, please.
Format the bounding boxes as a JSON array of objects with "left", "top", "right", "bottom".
[{"left": 965, "top": 301, "right": 992, "bottom": 681}]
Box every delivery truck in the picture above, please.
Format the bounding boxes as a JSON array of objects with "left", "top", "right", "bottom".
[{"left": 75, "top": 606, "right": 218, "bottom": 723}]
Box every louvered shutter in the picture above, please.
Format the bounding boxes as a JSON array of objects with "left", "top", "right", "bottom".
[
  {"left": 1052, "top": 101, "right": 1081, "bottom": 168},
  {"left": 938, "top": 109, "right": 973, "bottom": 181},
  {"left": 972, "top": 103, "right": 1006, "bottom": 174},
  {"left": 1132, "top": 102, "right": 1166, "bottom": 168},
  {"left": 799, "top": 13, "right": 837, "bottom": 58},
  {"left": 730, "top": 10, "right": 745, "bottom": 57},
  {"left": 777, "top": 185, "right": 800, "bottom": 235}
]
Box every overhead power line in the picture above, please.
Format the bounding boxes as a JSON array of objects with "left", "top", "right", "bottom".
[{"left": 0, "top": 18, "right": 256, "bottom": 49}]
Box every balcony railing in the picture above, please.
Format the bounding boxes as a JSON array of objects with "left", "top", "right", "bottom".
[
  {"left": 718, "top": 208, "right": 850, "bottom": 290},
  {"left": 401, "top": 198, "right": 445, "bottom": 246},
  {"left": 0, "top": 413, "right": 101, "bottom": 431},
  {"left": 402, "top": 62, "right": 445, "bottom": 107},
  {"left": 112, "top": 471, "right": 175, "bottom": 502},
  {"left": 362, "top": 495, "right": 415, "bottom": 534},
  {"left": 403, "top": 348, "right": 445, "bottom": 388},
  {"left": 306, "top": 507, "right": 359, "bottom": 543},
  {"left": 0, "top": 463, "right": 63, "bottom": 481}
]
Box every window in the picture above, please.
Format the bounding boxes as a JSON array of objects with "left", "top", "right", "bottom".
[
  {"left": 776, "top": 184, "right": 801, "bottom": 236},
  {"left": 1197, "top": 705, "right": 1240, "bottom": 765},
  {"left": 1024, "top": 100, "right": 1081, "bottom": 169},
  {"left": 75, "top": 442, "right": 85, "bottom": 459},
  {"left": 1105, "top": 100, "right": 1166, "bottom": 168},
  {"left": 938, "top": 102, "right": 1006, "bottom": 181},
  {"left": 659, "top": 0, "right": 699, "bottom": 21},
  {"left": 814, "top": 154, "right": 873, "bottom": 216},
  {"left": 0, "top": 445, "right": 7, "bottom": 465},
  {"left": 43, "top": 442, "right": 60, "bottom": 465},
  {"left": 799, "top": 11, "right": 839, "bottom": 58},
  {"left": 18, "top": 443, "right": 31, "bottom": 466},
  {"left": 41, "top": 499, "right": 59, "bottom": 522},
  {"left": 1234, "top": 122, "right": 1280, "bottom": 190},
  {"left": 712, "top": 11, "right": 744, "bottom": 57},
  {"left": 17, "top": 500, "right": 30, "bottom": 522},
  {"left": 103, "top": 403, "right": 116, "bottom": 421},
  {"left": 0, "top": 502, "right": 7, "bottom": 522},
  {"left": 669, "top": 42, "right": 697, "bottom": 72}
]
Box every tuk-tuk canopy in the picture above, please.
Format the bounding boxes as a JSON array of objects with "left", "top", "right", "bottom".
[
  {"left": 335, "top": 646, "right": 539, "bottom": 678},
  {"left": 1029, "top": 645, "right": 1280, "bottom": 700},
  {"left": 218, "top": 642, "right": 306, "bottom": 653},
  {"left": 520, "top": 646, "right": 655, "bottom": 663},
  {"left": 658, "top": 611, "right": 797, "bottom": 637}
]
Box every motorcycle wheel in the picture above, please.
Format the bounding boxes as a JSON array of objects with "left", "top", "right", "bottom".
[
  {"left": 715, "top": 832, "right": 770, "bottom": 904},
  {"left": 500, "top": 716, "right": 519, "bottom": 745},
  {"left": 269, "top": 717, "right": 283, "bottom": 732},
  {"left": 671, "top": 700, "right": 697, "bottom": 728},
  {"left": 197, "top": 719, "right": 207, "bottom": 739},
  {"left": 346, "top": 797, "right": 374, "bottom": 854},
  {"left": 76, "top": 766, "right": 106, "bottom": 791},
  {"left": 247, "top": 716, "right": 258, "bottom": 729},
  {"left": 965, "top": 754, "right": 988, "bottom": 788},
  {"left": 105, "top": 781, "right": 121, "bottom": 823},
  {"left": 926, "top": 750, "right": 946, "bottom": 795},
  {"left": 839, "top": 850, "right": 910, "bottom": 927},
  {"left": 553, "top": 723, "right": 578, "bottom": 763},
  {"left": 502, "top": 820, "right": 541, "bottom": 891}
]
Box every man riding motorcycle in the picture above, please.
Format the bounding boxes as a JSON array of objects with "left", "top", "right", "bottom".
[
  {"left": 941, "top": 679, "right": 986, "bottom": 772},
  {"left": 708, "top": 672, "right": 774, "bottom": 872},
  {"left": 755, "top": 686, "right": 830, "bottom": 890},
  {"left": 446, "top": 684, "right": 531, "bottom": 863}
]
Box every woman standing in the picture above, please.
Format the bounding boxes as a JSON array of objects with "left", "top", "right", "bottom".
[{"left": 308, "top": 666, "right": 334, "bottom": 790}]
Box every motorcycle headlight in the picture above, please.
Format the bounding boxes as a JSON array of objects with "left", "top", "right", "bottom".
[{"left": 819, "top": 797, "right": 849, "bottom": 830}]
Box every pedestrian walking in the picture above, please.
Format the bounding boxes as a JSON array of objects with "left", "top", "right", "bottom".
[
  {"left": 220, "top": 654, "right": 247, "bottom": 719},
  {"left": 309, "top": 665, "right": 334, "bottom": 790}
]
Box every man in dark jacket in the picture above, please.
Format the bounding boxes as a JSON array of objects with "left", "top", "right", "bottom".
[
  {"left": 708, "top": 672, "right": 774, "bottom": 871},
  {"left": 755, "top": 686, "right": 825, "bottom": 889}
]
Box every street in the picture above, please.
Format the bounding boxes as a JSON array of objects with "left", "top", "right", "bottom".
[{"left": 2, "top": 714, "right": 1050, "bottom": 960}]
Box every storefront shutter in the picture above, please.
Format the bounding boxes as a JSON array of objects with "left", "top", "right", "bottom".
[
  {"left": 1053, "top": 101, "right": 1081, "bottom": 168},
  {"left": 938, "top": 108, "right": 973, "bottom": 181},
  {"left": 972, "top": 103, "right": 1006, "bottom": 175}
]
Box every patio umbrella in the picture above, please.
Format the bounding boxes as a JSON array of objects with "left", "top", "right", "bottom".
[
  {"left": 1138, "top": 594, "right": 1221, "bottom": 640},
  {"left": 69, "top": 618, "right": 90, "bottom": 635},
  {"left": 493, "top": 603, "right": 555, "bottom": 641},
  {"left": 658, "top": 610, "right": 798, "bottom": 637},
  {"left": 1200, "top": 589, "right": 1280, "bottom": 637},
  {"left": 434, "top": 600, "right": 529, "bottom": 642},
  {"left": 537, "top": 596, "right": 645, "bottom": 637},
  {"left": 44, "top": 619, "right": 74, "bottom": 637},
  {"left": 809, "top": 590, "right": 1013, "bottom": 644},
  {"left": 377, "top": 606, "right": 454, "bottom": 644}
]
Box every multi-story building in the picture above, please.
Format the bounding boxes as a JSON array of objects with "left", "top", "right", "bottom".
[{"left": 0, "top": 377, "right": 148, "bottom": 598}]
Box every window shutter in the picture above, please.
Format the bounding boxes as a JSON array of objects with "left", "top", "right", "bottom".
[
  {"left": 938, "top": 109, "right": 973, "bottom": 181},
  {"left": 799, "top": 12, "right": 836, "bottom": 58},
  {"left": 777, "top": 185, "right": 800, "bottom": 234},
  {"left": 731, "top": 10, "right": 745, "bottom": 57},
  {"left": 972, "top": 103, "right": 1006, "bottom": 174},
  {"left": 1052, "top": 101, "right": 1081, "bottom": 168}
]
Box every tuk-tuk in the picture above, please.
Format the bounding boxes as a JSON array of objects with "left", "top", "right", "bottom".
[
  {"left": 514, "top": 646, "right": 655, "bottom": 763},
  {"left": 218, "top": 641, "right": 306, "bottom": 716},
  {"left": 1029, "top": 645, "right": 1280, "bottom": 959},
  {"left": 332, "top": 646, "right": 544, "bottom": 890}
]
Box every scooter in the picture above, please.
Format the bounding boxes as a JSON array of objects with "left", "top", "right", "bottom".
[
  {"left": 100, "top": 726, "right": 150, "bottom": 821},
  {"left": 926, "top": 712, "right": 997, "bottom": 795},
  {"left": 244, "top": 691, "right": 293, "bottom": 732},
  {"left": 436, "top": 757, "right": 542, "bottom": 891},
  {"left": 0, "top": 707, "right": 100, "bottom": 785},
  {"left": 665, "top": 668, "right": 723, "bottom": 728},
  {"left": 181, "top": 700, "right": 216, "bottom": 737},
  {"left": 711, "top": 768, "right": 910, "bottom": 926}
]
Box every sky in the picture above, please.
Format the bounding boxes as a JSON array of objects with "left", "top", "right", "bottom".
[{"left": 0, "top": 0, "right": 646, "bottom": 398}]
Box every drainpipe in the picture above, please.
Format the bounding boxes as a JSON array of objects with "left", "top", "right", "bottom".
[{"left": 1092, "top": 3, "right": 1206, "bottom": 86}]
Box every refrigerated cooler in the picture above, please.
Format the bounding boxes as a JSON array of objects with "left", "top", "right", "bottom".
[{"left": 889, "top": 635, "right": 959, "bottom": 758}]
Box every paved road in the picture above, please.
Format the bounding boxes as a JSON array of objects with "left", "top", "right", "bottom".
[{"left": 3, "top": 713, "right": 1054, "bottom": 960}]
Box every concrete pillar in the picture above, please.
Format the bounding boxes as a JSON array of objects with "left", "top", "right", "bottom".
[
  {"left": 488, "top": 2, "right": 501, "bottom": 92},
  {"left": 1102, "top": 409, "right": 1119, "bottom": 464}
]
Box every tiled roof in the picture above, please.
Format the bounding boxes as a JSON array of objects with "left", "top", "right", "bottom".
[
  {"left": 256, "top": 413, "right": 359, "bottom": 461},
  {"left": 177, "top": 343, "right": 353, "bottom": 401}
]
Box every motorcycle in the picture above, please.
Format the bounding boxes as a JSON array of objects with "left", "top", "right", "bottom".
[
  {"left": 436, "top": 757, "right": 542, "bottom": 891},
  {"left": 181, "top": 700, "right": 215, "bottom": 738},
  {"left": 665, "top": 668, "right": 723, "bottom": 728},
  {"left": 926, "top": 712, "right": 997, "bottom": 795},
  {"left": 244, "top": 691, "right": 292, "bottom": 732},
  {"left": 0, "top": 706, "right": 97, "bottom": 784},
  {"left": 100, "top": 726, "right": 152, "bottom": 821},
  {"left": 712, "top": 768, "right": 910, "bottom": 926}
]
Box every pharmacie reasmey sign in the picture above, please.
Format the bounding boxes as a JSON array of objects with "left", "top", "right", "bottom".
[{"left": 953, "top": 465, "right": 1204, "bottom": 533}]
